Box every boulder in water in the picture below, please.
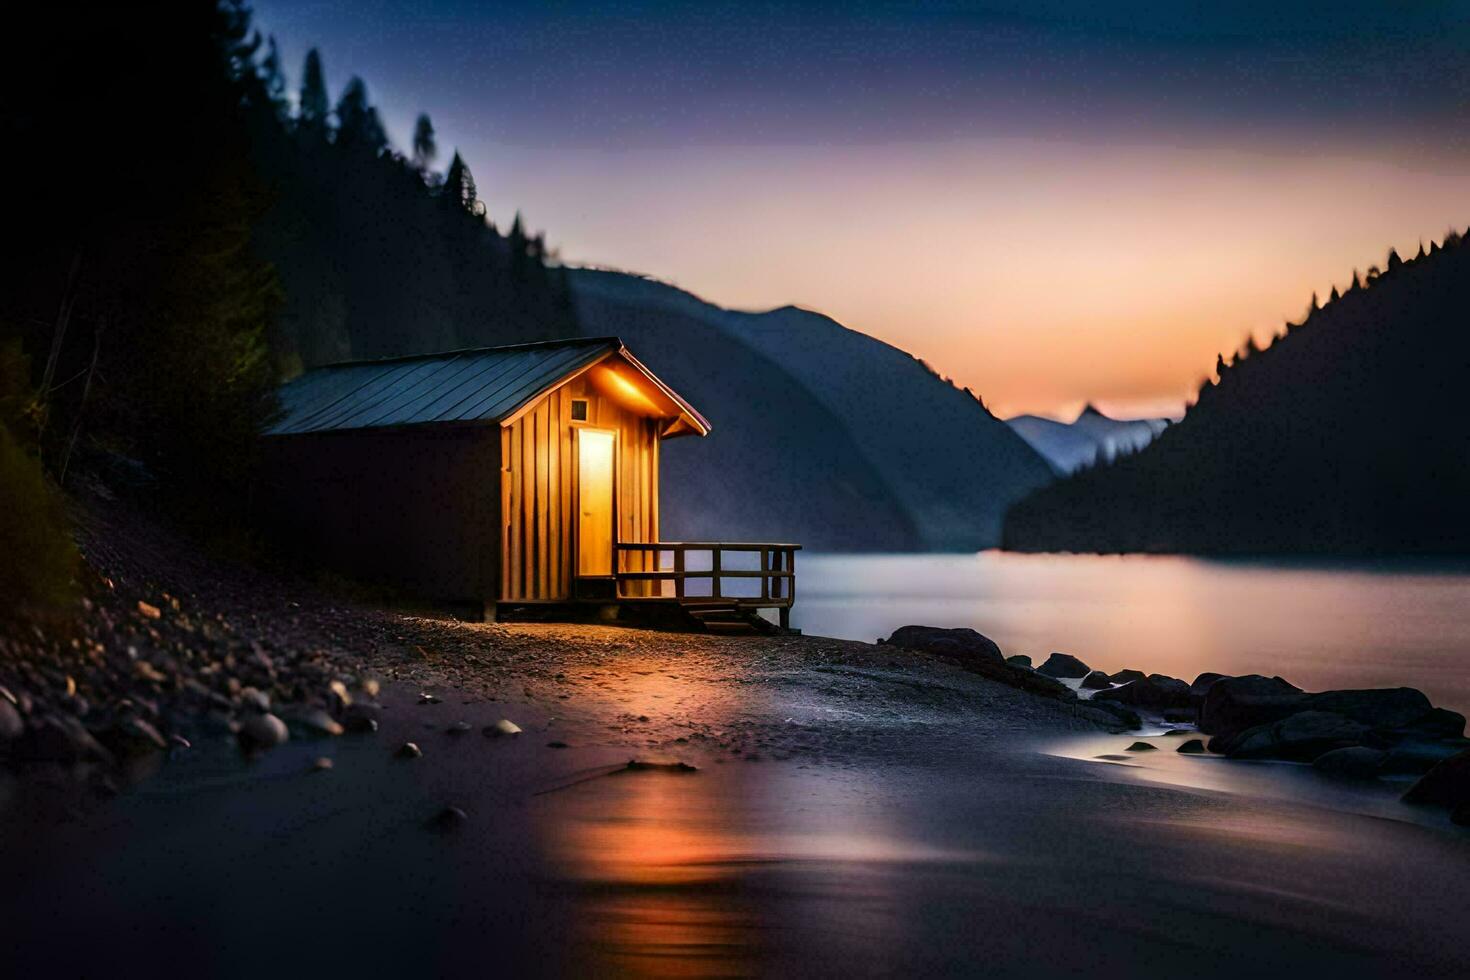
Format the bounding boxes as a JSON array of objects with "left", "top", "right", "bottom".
[
  {"left": 1006, "top": 655, "right": 1032, "bottom": 668},
  {"left": 1198, "top": 675, "right": 1305, "bottom": 735},
  {"left": 1212, "top": 710, "right": 1371, "bottom": 761},
  {"left": 1313, "top": 746, "right": 1386, "bottom": 780},
  {"left": 1402, "top": 748, "right": 1470, "bottom": 811},
  {"left": 1109, "top": 668, "right": 1146, "bottom": 685},
  {"left": 1094, "top": 674, "right": 1190, "bottom": 710},
  {"left": 1037, "top": 652, "right": 1090, "bottom": 679},
  {"left": 1080, "top": 670, "right": 1112, "bottom": 690},
  {"left": 1302, "top": 688, "right": 1433, "bottom": 731},
  {"left": 1189, "top": 672, "right": 1228, "bottom": 703}
]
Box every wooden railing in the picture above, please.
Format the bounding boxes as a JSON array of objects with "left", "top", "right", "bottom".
[{"left": 614, "top": 542, "right": 800, "bottom": 622}]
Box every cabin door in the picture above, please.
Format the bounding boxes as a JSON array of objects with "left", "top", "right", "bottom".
[{"left": 577, "top": 428, "right": 616, "bottom": 577}]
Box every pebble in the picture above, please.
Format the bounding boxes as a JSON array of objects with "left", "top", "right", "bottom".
[
  {"left": 484, "top": 719, "right": 522, "bottom": 737},
  {"left": 1177, "top": 739, "right": 1206, "bottom": 754},
  {"left": 237, "top": 712, "right": 289, "bottom": 752},
  {"left": 446, "top": 721, "right": 472, "bottom": 735},
  {"left": 0, "top": 700, "right": 22, "bottom": 740},
  {"left": 239, "top": 687, "right": 271, "bottom": 712},
  {"left": 397, "top": 741, "right": 423, "bottom": 758},
  {"left": 418, "top": 692, "right": 442, "bottom": 705},
  {"left": 291, "top": 707, "right": 345, "bottom": 737},
  {"left": 310, "top": 757, "right": 334, "bottom": 772},
  {"left": 1126, "top": 741, "right": 1157, "bottom": 752}
]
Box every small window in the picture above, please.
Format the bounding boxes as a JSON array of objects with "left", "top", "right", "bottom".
[{"left": 571, "top": 398, "right": 589, "bottom": 421}]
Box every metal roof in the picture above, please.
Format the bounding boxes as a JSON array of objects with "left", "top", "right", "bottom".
[{"left": 266, "top": 337, "right": 627, "bottom": 436}]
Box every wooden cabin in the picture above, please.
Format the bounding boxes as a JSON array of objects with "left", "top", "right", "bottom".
[{"left": 259, "top": 337, "right": 798, "bottom": 630}]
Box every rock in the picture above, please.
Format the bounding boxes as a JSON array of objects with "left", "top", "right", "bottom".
[
  {"left": 1313, "top": 746, "right": 1386, "bottom": 780},
  {"left": 1383, "top": 740, "right": 1468, "bottom": 775},
  {"left": 327, "top": 680, "right": 352, "bottom": 710},
  {"left": 1402, "top": 748, "right": 1470, "bottom": 810},
  {"left": 310, "top": 756, "right": 333, "bottom": 772},
  {"left": 623, "top": 760, "right": 698, "bottom": 773},
  {"left": 1080, "top": 671, "right": 1112, "bottom": 690},
  {"left": 1302, "top": 688, "right": 1433, "bottom": 731},
  {"left": 239, "top": 687, "right": 271, "bottom": 713},
  {"left": 19, "top": 714, "right": 113, "bottom": 765},
  {"left": 1094, "top": 674, "right": 1190, "bottom": 710},
  {"left": 1198, "top": 675, "right": 1305, "bottom": 735},
  {"left": 546, "top": 741, "right": 569, "bottom": 749},
  {"left": 446, "top": 721, "right": 472, "bottom": 735},
  {"left": 485, "top": 719, "right": 522, "bottom": 737},
  {"left": 1085, "top": 700, "right": 1142, "bottom": 730},
  {"left": 1162, "top": 708, "right": 1194, "bottom": 723},
  {"left": 0, "top": 699, "right": 22, "bottom": 740},
  {"left": 237, "top": 712, "right": 289, "bottom": 752},
  {"left": 884, "top": 626, "right": 1004, "bottom": 666},
  {"left": 397, "top": 741, "right": 422, "bottom": 758},
  {"left": 1037, "top": 652, "right": 1090, "bottom": 679},
  {"left": 360, "top": 678, "right": 381, "bottom": 699},
  {"left": 429, "top": 805, "right": 468, "bottom": 830},
  {"left": 99, "top": 716, "right": 168, "bottom": 757},
  {"left": 1109, "top": 669, "right": 1147, "bottom": 685},
  {"left": 342, "top": 702, "right": 382, "bottom": 733},
  {"left": 137, "top": 600, "right": 162, "bottom": 619},
  {"left": 1390, "top": 707, "right": 1466, "bottom": 741},
  {"left": 1177, "top": 739, "right": 1206, "bottom": 754},
  {"left": 288, "top": 707, "right": 344, "bottom": 737},
  {"left": 1005, "top": 655, "right": 1032, "bottom": 668},
  {"left": 418, "top": 692, "right": 442, "bottom": 705},
  {"left": 1213, "top": 710, "right": 1371, "bottom": 761},
  {"left": 169, "top": 734, "right": 191, "bottom": 752},
  {"left": 1189, "top": 672, "right": 1228, "bottom": 703},
  {"left": 1126, "top": 741, "right": 1156, "bottom": 752}
]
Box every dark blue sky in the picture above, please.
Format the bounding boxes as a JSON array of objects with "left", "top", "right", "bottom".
[{"left": 255, "top": 0, "right": 1470, "bottom": 151}]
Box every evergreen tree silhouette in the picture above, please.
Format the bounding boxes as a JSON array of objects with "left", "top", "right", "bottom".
[
  {"left": 335, "top": 77, "right": 386, "bottom": 152},
  {"left": 442, "top": 151, "right": 481, "bottom": 215},
  {"left": 299, "top": 48, "right": 329, "bottom": 132},
  {"left": 412, "top": 113, "right": 437, "bottom": 170}
]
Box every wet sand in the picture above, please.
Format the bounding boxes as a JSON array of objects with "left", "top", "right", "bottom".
[{"left": 2, "top": 623, "right": 1467, "bottom": 978}]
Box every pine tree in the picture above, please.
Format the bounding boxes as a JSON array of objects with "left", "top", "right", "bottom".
[
  {"left": 336, "top": 77, "right": 386, "bottom": 152},
  {"left": 442, "top": 151, "right": 481, "bottom": 215},
  {"left": 259, "top": 35, "right": 285, "bottom": 107},
  {"left": 1329, "top": 285, "right": 1340, "bottom": 302},
  {"left": 299, "top": 48, "right": 329, "bottom": 132},
  {"left": 412, "top": 113, "right": 437, "bottom": 170},
  {"left": 1387, "top": 247, "right": 1402, "bottom": 271}
]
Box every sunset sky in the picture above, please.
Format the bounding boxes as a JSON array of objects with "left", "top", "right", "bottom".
[{"left": 254, "top": 1, "right": 1470, "bottom": 418}]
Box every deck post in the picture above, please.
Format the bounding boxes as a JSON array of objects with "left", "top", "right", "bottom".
[
  {"left": 674, "top": 547, "right": 685, "bottom": 599},
  {"left": 779, "top": 605, "right": 790, "bottom": 632},
  {"left": 711, "top": 546, "right": 721, "bottom": 598},
  {"left": 482, "top": 600, "right": 498, "bottom": 623}
]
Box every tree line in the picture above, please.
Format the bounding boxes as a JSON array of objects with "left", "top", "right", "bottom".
[
  {"left": 1003, "top": 230, "right": 1470, "bottom": 555},
  {"left": 0, "top": 1, "right": 578, "bottom": 611}
]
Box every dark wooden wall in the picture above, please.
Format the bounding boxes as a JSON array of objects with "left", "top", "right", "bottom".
[{"left": 259, "top": 427, "right": 499, "bottom": 602}]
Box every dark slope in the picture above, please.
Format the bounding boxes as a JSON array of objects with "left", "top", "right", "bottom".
[
  {"left": 571, "top": 269, "right": 1054, "bottom": 550},
  {"left": 570, "top": 278, "right": 921, "bottom": 551},
  {"left": 1004, "top": 234, "right": 1470, "bottom": 555},
  {"left": 719, "top": 305, "right": 1054, "bottom": 549}
]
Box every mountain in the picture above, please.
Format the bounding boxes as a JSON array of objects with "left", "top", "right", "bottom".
[
  {"left": 1008, "top": 406, "right": 1170, "bottom": 475},
  {"left": 1004, "top": 232, "right": 1470, "bottom": 555},
  {"left": 570, "top": 269, "right": 1055, "bottom": 551}
]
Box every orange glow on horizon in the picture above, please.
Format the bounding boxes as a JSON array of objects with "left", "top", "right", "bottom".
[{"left": 488, "top": 137, "right": 1470, "bottom": 419}]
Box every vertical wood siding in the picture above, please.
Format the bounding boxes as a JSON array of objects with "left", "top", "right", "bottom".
[{"left": 499, "top": 376, "right": 661, "bottom": 601}]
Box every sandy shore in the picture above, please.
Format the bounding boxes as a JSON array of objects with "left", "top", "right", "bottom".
[
  {"left": 3, "top": 619, "right": 1469, "bottom": 977},
  {"left": 2, "top": 503, "right": 1468, "bottom": 977}
]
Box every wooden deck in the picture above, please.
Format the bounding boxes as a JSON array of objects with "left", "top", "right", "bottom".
[{"left": 613, "top": 541, "right": 801, "bottom": 631}]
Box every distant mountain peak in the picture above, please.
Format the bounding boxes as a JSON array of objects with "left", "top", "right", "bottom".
[{"left": 1077, "top": 403, "right": 1107, "bottom": 421}]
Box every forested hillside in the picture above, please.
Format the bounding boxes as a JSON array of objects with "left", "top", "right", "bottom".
[
  {"left": 241, "top": 43, "right": 577, "bottom": 367},
  {"left": 1004, "top": 233, "right": 1470, "bottom": 554}
]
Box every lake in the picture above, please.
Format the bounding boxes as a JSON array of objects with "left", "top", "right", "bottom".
[{"left": 792, "top": 552, "right": 1470, "bottom": 715}]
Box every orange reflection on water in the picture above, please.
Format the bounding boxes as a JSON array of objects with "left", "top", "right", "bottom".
[{"left": 548, "top": 769, "right": 770, "bottom": 977}]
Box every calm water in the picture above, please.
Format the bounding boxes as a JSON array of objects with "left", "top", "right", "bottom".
[{"left": 792, "top": 552, "right": 1470, "bottom": 714}]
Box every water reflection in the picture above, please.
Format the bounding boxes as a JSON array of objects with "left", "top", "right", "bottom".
[
  {"left": 795, "top": 552, "right": 1470, "bottom": 713},
  {"left": 538, "top": 763, "right": 966, "bottom": 976}
]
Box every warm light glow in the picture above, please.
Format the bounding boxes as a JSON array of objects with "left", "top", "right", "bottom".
[{"left": 593, "top": 363, "right": 667, "bottom": 417}]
